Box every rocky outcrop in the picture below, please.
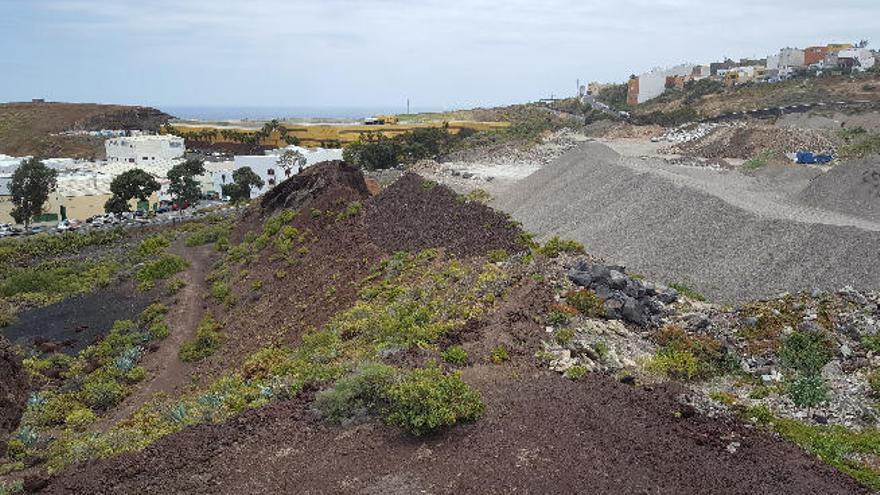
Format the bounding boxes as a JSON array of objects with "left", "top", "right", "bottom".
[{"left": 568, "top": 260, "right": 678, "bottom": 327}]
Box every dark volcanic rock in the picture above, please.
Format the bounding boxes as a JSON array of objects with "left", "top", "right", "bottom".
[{"left": 568, "top": 260, "right": 677, "bottom": 327}]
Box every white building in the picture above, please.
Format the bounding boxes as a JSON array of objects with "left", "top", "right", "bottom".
[
  {"left": 216, "top": 146, "right": 343, "bottom": 198},
  {"left": 105, "top": 135, "right": 184, "bottom": 166},
  {"left": 836, "top": 48, "right": 876, "bottom": 71},
  {"left": 631, "top": 64, "right": 696, "bottom": 104},
  {"left": 767, "top": 48, "right": 805, "bottom": 70}
]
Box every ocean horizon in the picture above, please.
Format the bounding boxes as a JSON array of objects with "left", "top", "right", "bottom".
[{"left": 159, "top": 105, "right": 445, "bottom": 122}]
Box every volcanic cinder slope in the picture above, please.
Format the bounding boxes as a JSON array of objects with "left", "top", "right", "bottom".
[
  {"left": 496, "top": 142, "right": 880, "bottom": 302},
  {"left": 35, "top": 162, "right": 870, "bottom": 494}
]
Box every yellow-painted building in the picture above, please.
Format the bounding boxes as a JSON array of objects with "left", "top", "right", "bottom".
[{"left": 0, "top": 193, "right": 158, "bottom": 225}]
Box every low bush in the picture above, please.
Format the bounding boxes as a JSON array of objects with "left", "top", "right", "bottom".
[
  {"left": 210, "top": 281, "right": 236, "bottom": 306},
  {"left": 441, "top": 346, "right": 468, "bottom": 366},
  {"left": 137, "top": 235, "right": 170, "bottom": 257},
  {"left": 564, "top": 365, "right": 588, "bottom": 380},
  {"left": 565, "top": 289, "right": 605, "bottom": 318},
  {"left": 487, "top": 249, "right": 509, "bottom": 263},
  {"left": 787, "top": 373, "right": 828, "bottom": 409},
  {"left": 538, "top": 236, "right": 585, "bottom": 258},
  {"left": 179, "top": 314, "right": 222, "bottom": 362},
  {"left": 779, "top": 331, "right": 833, "bottom": 376},
  {"left": 868, "top": 370, "right": 880, "bottom": 399},
  {"left": 166, "top": 277, "right": 187, "bottom": 295},
  {"left": 555, "top": 328, "right": 576, "bottom": 346},
  {"left": 136, "top": 254, "right": 189, "bottom": 290},
  {"left": 646, "top": 348, "right": 701, "bottom": 381},
  {"left": 314, "top": 362, "right": 397, "bottom": 422},
  {"left": 669, "top": 282, "right": 706, "bottom": 302},
  {"left": 489, "top": 345, "right": 509, "bottom": 364},
  {"left": 381, "top": 366, "right": 484, "bottom": 436}
]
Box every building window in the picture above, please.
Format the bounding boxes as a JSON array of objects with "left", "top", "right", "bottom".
[
  {"left": 268, "top": 178, "right": 276, "bottom": 186},
  {"left": 285, "top": 168, "right": 291, "bottom": 176},
  {"left": 267, "top": 168, "right": 275, "bottom": 176},
  {"left": 221, "top": 174, "right": 226, "bottom": 183}
]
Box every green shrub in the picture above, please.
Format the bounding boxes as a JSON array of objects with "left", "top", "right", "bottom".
[
  {"left": 669, "top": 282, "right": 706, "bottom": 302},
  {"left": 861, "top": 335, "right": 880, "bottom": 354},
  {"left": 166, "top": 277, "right": 187, "bottom": 295},
  {"left": 64, "top": 408, "right": 97, "bottom": 431},
  {"left": 210, "top": 281, "right": 235, "bottom": 306},
  {"left": 315, "top": 362, "right": 397, "bottom": 422},
  {"left": 0, "top": 260, "right": 120, "bottom": 306},
  {"left": 441, "top": 346, "right": 468, "bottom": 366},
  {"left": 646, "top": 349, "right": 701, "bottom": 381},
  {"left": 185, "top": 221, "right": 231, "bottom": 247},
  {"left": 787, "top": 373, "right": 828, "bottom": 409},
  {"left": 137, "top": 254, "right": 189, "bottom": 290},
  {"left": 140, "top": 303, "right": 168, "bottom": 326},
  {"left": 779, "top": 331, "right": 833, "bottom": 376},
  {"left": 565, "top": 289, "right": 605, "bottom": 318},
  {"left": 564, "top": 365, "right": 587, "bottom": 380},
  {"left": 742, "top": 151, "right": 773, "bottom": 171},
  {"left": 179, "top": 315, "right": 222, "bottom": 362},
  {"left": 79, "top": 374, "right": 128, "bottom": 411},
  {"left": 555, "top": 328, "right": 576, "bottom": 346},
  {"left": 489, "top": 345, "right": 509, "bottom": 364},
  {"left": 381, "top": 366, "right": 484, "bottom": 436},
  {"left": 149, "top": 322, "right": 170, "bottom": 340},
  {"left": 487, "top": 249, "right": 509, "bottom": 263},
  {"left": 538, "top": 236, "right": 585, "bottom": 258},
  {"left": 137, "top": 235, "right": 170, "bottom": 257},
  {"left": 869, "top": 370, "right": 880, "bottom": 399},
  {"left": 0, "top": 302, "right": 15, "bottom": 328}
]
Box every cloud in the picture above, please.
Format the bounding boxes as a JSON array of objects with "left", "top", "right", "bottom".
[{"left": 1, "top": 0, "right": 878, "bottom": 108}]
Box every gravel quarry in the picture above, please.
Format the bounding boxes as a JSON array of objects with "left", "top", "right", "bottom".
[{"left": 496, "top": 142, "right": 880, "bottom": 302}]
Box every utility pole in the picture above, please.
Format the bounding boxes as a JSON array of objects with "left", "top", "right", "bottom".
[
  {"left": 407, "top": 98, "right": 410, "bottom": 114},
  {"left": 577, "top": 78, "right": 580, "bottom": 97}
]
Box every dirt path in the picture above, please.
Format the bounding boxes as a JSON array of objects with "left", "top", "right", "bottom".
[{"left": 99, "top": 243, "right": 215, "bottom": 429}]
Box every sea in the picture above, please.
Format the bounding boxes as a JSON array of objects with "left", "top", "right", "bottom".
[{"left": 158, "top": 105, "right": 442, "bottom": 122}]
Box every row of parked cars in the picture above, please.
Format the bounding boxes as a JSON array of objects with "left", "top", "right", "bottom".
[{"left": 0, "top": 201, "right": 239, "bottom": 239}]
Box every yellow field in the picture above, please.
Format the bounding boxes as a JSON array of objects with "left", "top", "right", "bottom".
[{"left": 167, "top": 121, "right": 510, "bottom": 148}]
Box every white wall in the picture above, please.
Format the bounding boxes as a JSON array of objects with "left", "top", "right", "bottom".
[
  {"left": 105, "top": 136, "right": 185, "bottom": 166},
  {"left": 226, "top": 146, "right": 344, "bottom": 198},
  {"left": 635, "top": 64, "right": 695, "bottom": 104}
]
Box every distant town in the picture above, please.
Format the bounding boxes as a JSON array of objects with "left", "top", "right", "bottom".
[{"left": 593, "top": 41, "right": 877, "bottom": 105}]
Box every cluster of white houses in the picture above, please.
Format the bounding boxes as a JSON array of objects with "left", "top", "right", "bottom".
[
  {"left": 616, "top": 42, "right": 877, "bottom": 105},
  {"left": 0, "top": 135, "right": 341, "bottom": 224}
]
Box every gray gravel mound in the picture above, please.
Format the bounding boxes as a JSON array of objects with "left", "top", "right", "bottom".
[
  {"left": 797, "top": 156, "right": 880, "bottom": 223},
  {"left": 496, "top": 142, "right": 880, "bottom": 303}
]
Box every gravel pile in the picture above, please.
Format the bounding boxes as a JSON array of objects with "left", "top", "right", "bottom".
[
  {"left": 443, "top": 129, "right": 587, "bottom": 166},
  {"left": 496, "top": 142, "right": 880, "bottom": 302},
  {"left": 366, "top": 173, "right": 524, "bottom": 257},
  {"left": 797, "top": 156, "right": 880, "bottom": 223},
  {"left": 672, "top": 124, "right": 838, "bottom": 159}
]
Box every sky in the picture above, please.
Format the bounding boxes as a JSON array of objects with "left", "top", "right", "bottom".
[{"left": 1, "top": 0, "right": 878, "bottom": 112}]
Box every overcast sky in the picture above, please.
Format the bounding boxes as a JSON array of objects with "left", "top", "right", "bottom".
[{"left": 1, "top": 0, "right": 877, "bottom": 111}]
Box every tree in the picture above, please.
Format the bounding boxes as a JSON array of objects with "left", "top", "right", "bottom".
[
  {"left": 342, "top": 133, "right": 400, "bottom": 171},
  {"left": 104, "top": 195, "right": 130, "bottom": 214},
  {"left": 221, "top": 167, "right": 265, "bottom": 203},
  {"left": 167, "top": 159, "right": 205, "bottom": 212},
  {"left": 9, "top": 158, "right": 57, "bottom": 229},
  {"left": 105, "top": 168, "right": 160, "bottom": 213},
  {"left": 277, "top": 149, "right": 307, "bottom": 176}
]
